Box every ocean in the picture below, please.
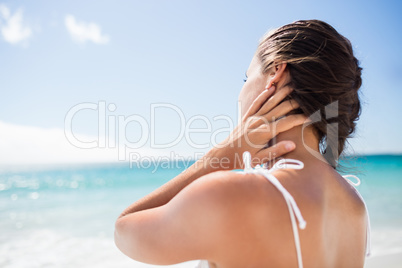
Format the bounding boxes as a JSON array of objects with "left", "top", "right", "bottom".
[{"left": 0, "top": 155, "right": 401, "bottom": 267}]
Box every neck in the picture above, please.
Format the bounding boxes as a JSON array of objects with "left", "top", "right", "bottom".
[{"left": 267, "top": 125, "right": 329, "bottom": 169}]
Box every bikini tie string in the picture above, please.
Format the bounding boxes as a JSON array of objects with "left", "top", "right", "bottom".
[
  {"left": 242, "top": 151, "right": 371, "bottom": 259},
  {"left": 242, "top": 151, "right": 306, "bottom": 268},
  {"left": 242, "top": 151, "right": 306, "bottom": 229}
]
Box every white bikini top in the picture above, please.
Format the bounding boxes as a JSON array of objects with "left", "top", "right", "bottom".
[{"left": 196, "top": 151, "right": 371, "bottom": 268}]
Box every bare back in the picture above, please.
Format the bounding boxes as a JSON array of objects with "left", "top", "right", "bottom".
[{"left": 205, "top": 158, "right": 369, "bottom": 268}]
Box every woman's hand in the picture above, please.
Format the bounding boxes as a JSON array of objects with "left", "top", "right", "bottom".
[
  {"left": 115, "top": 86, "right": 308, "bottom": 265},
  {"left": 204, "top": 85, "right": 308, "bottom": 170}
]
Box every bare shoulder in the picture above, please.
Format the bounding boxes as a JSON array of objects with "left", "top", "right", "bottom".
[
  {"left": 186, "top": 169, "right": 322, "bottom": 265},
  {"left": 188, "top": 170, "right": 287, "bottom": 210},
  {"left": 271, "top": 161, "right": 367, "bottom": 217},
  {"left": 333, "top": 170, "right": 368, "bottom": 216},
  {"left": 180, "top": 169, "right": 294, "bottom": 235},
  {"left": 113, "top": 170, "right": 286, "bottom": 265}
]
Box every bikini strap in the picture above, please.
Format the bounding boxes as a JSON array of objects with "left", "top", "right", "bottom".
[
  {"left": 242, "top": 151, "right": 306, "bottom": 268},
  {"left": 242, "top": 151, "right": 306, "bottom": 228},
  {"left": 243, "top": 150, "right": 304, "bottom": 172}
]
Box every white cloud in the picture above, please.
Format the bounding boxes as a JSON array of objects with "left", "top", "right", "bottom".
[
  {"left": 0, "top": 121, "right": 115, "bottom": 165},
  {"left": 65, "top": 14, "right": 109, "bottom": 44},
  {"left": 0, "top": 4, "right": 32, "bottom": 45},
  {"left": 0, "top": 121, "right": 193, "bottom": 166}
]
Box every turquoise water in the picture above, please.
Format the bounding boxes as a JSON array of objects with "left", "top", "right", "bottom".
[
  {"left": 0, "top": 155, "right": 401, "bottom": 267},
  {"left": 340, "top": 155, "right": 402, "bottom": 225}
]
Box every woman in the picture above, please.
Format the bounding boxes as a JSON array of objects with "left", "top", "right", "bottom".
[{"left": 115, "top": 20, "right": 370, "bottom": 267}]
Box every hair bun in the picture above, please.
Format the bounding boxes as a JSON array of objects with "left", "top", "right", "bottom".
[{"left": 257, "top": 20, "right": 362, "bottom": 169}]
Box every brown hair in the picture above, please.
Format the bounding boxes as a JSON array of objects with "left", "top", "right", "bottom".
[{"left": 257, "top": 20, "right": 362, "bottom": 168}]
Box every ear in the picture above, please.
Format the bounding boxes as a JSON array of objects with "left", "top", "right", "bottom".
[{"left": 266, "top": 62, "right": 287, "bottom": 89}]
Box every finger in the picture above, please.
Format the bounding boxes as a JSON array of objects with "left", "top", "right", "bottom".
[
  {"left": 254, "top": 141, "right": 296, "bottom": 163},
  {"left": 247, "top": 99, "right": 300, "bottom": 130},
  {"left": 245, "top": 114, "right": 271, "bottom": 130},
  {"left": 247, "top": 114, "right": 308, "bottom": 146},
  {"left": 243, "top": 129, "right": 269, "bottom": 150},
  {"left": 243, "top": 86, "right": 276, "bottom": 119},
  {"left": 246, "top": 98, "right": 298, "bottom": 129},
  {"left": 274, "top": 114, "right": 310, "bottom": 134},
  {"left": 264, "top": 99, "right": 300, "bottom": 121},
  {"left": 256, "top": 85, "right": 293, "bottom": 116},
  {"left": 246, "top": 100, "right": 299, "bottom": 132},
  {"left": 245, "top": 123, "right": 283, "bottom": 152}
]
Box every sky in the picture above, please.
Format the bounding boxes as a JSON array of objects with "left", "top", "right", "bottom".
[{"left": 0, "top": 0, "right": 401, "bottom": 165}]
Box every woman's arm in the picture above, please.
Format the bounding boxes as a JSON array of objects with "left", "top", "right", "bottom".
[
  {"left": 115, "top": 85, "right": 307, "bottom": 263},
  {"left": 116, "top": 85, "right": 303, "bottom": 218},
  {"left": 117, "top": 148, "right": 218, "bottom": 218}
]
